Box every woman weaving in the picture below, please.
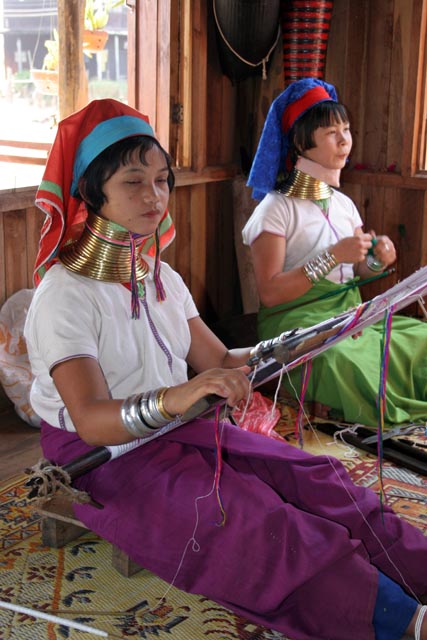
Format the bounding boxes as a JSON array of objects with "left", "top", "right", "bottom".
[
  {"left": 242, "top": 77, "right": 427, "bottom": 428},
  {"left": 24, "top": 98, "right": 427, "bottom": 639}
]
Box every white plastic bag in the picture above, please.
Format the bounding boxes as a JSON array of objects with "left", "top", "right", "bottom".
[{"left": 0, "top": 289, "right": 40, "bottom": 427}]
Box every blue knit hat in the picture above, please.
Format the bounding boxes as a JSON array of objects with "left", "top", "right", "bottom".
[{"left": 247, "top": 77, "right": 338, "bottom": 200}]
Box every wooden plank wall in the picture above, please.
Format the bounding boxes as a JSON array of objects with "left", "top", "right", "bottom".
[
  {"left": 325, "top": 0, "right": 427, "bottom": 306},
  {"left": 0, "top": 190, "right": 43, "bottom": 307}
]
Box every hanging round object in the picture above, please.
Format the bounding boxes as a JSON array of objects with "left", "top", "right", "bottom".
[
  {"left": 281, "top": 0, "right": 334, "bottom": 83},
  {"left": 213, "top": 0, "right": 281, "bottom": 83}
]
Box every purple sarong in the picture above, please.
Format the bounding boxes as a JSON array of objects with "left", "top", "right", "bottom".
[{"left": 40, "top": 419, "right": 427, "bottom": 640}]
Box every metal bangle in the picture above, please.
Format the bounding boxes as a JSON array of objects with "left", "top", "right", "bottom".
[
  {"left": 138, "top": 392, "right": 161, "bottom": 428},
  {"left": 148, "top": 390, "right": 168, "bottom": 425},
  {"left": 415, "top": 605, "right": 427, "bottom": 640},
  {"left": 302, "top": 263, "right": 319, "bottom": 284},
  {"left": 139, "top": 390, "right": 172, "bottom": 428},
  {"left": 156, "top": 387, "right": 175, "bottom": 421},
  {"left": 120, "top": 394, "right": 159, "bottom": 438},
  {"left": 303, "top": 249, "right": 338, "bottom": 284}
]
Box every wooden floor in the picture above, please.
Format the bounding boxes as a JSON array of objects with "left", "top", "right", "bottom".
[{"left": 0, "top": 405, "right": 42, "bottom": 482}]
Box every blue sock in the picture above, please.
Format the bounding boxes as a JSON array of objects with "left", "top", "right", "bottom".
[{"left": 373, "top": 571, "right": 418, "bottom": 640}]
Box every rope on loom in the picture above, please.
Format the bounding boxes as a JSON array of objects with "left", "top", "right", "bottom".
[
  {"left": 212, "top": 0, "right": 281, "bottom": 79},
  {"left": 25, "top": 458, "right": 92, "bottom": 507}
]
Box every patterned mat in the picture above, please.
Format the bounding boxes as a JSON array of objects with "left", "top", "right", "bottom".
[{"left": 1, "top": 409, "right": 426, "bottom": 639}]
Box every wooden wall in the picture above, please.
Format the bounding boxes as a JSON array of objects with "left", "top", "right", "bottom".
[
  {"left": 0, "top": 190, "right": 43, "bottom": 305},
  {"left": 325, "top": 0, "right": 427, "bottom": 305}
]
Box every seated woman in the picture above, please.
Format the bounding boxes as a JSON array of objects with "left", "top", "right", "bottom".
[
  {"left": 242, "top": 77, "right": 427, "bottom": 428},
  {"left": 24, "top": 98, "right": 427, "bottom": 640}
]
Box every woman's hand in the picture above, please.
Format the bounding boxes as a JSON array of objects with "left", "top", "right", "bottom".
[
  {"left": 331, "top": 233, "right": 373, "bottom": 264},
  {"left": 369, "top": 232, "right": 396, "bottom": 267},
  {"left": 162, "top": 367, "right": 251, "bottom": 417}
]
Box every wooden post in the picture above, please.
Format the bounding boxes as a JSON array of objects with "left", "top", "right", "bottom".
[
  {"left": 58, "top": 0, "right": 88, "bottom": 119},
  {"left": 131, "top": 0, "right": 170, "bottom": 148}
]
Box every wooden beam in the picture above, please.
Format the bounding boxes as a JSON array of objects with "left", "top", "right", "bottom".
[
  {"left": 134, "top": 0, "right": 158, "bottom": 130},
  {"left": 156, "top": 0, "right": 171, "bottom": 149},
  {"left": 342, "top": 168, "right": 427, "bottom": 191},
  {"left": 58, "top": 0, "right": 88, "bottom": 119},
  {"left": 191, "top": 0, "right": 207, "bottom": 173},
  {"left": 131, "top": 0, "right": 170, "bottom": 149},
  {"left": 402, "top": 0, "right": 427, "bottom": 175}
]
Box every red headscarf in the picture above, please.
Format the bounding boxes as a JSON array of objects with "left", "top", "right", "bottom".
[{"left": 34, "top": 99, "right": 175, "bottom": 285}]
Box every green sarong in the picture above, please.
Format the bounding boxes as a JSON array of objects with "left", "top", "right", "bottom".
[{"left": 258, "top": 279, "right": 427, "bottom": 427}]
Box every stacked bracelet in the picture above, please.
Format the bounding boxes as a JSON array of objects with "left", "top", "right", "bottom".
[
  {"left": 415, "top": 605, "right": 427, "bottom": 640},
  {"left": 120, "top": 388, "right": 176, "bottom": 438},
  {"left": 156, "top": 387, "right": 175, "bottom": 421},
  {"left": 302, "top": 249, "right": 338, "bottom": 285}
]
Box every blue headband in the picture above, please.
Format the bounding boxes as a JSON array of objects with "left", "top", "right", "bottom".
[
  {"left": 71, "top": 115, "right": 155, "bottom": 196},
  {"left": 247, "top": 78, "right": 338, "bottom": 201}
]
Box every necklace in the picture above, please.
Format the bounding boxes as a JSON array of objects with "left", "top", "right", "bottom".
[
  {"left": 276, "top": 168, "right": 333, "bottom": 200},
  {"left": 59, "top": 212, "right": 149, "bottom": 283}
]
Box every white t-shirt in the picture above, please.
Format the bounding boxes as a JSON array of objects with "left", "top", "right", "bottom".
[
  {"left": 242, "top": 190, "right": 363, "bottom": 284},
  {"left": 24, "top": 258, "right": 199, "bottom": 431}
]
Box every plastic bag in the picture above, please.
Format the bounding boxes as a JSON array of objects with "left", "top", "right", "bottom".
[
  {"left": 232, "top": 390, "right": 283, "bottom": 440},
  {"left": 0, "top": 289, "right": 40, "bottom": 427}
]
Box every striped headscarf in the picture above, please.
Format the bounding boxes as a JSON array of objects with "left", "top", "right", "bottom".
[{"left": 33, "top": 98, "right": 175, "bottom": 285}]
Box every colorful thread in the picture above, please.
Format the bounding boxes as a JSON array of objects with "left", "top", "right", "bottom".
[
  {"left": 376, "top": 307, "right": 394, "bottom": 505},
  {"left": 129, "top": 234, "right": 140, "bottom": 319},
  {"left": 214, "top": 405, "right": 227, "bottom": 526},
  {"left": 295, "top": 360, "right": 312, "bottom": 446},
  {"left": 140, "top": 294, "right": 173, "bottom": 372},
  {"left": 154, "top": 227, "right": 166, "bottom": 302}
]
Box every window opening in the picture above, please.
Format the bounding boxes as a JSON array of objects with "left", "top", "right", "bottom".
[{"left": 0, "top": 0, "right": 129, "bottom": 189}]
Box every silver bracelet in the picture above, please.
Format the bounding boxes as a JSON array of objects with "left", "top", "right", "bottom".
[
  {"left": 139, "top": 390, "right": 171, "bottom": 428},
  {"left": 121, "top": 389, "right": 177, "bottom": 438},
  {"left": 120, "top": 393, "right": 158, "bottom": 438},
  {"left": 415, "top": 604, "right": 427, "bottom": 640},
  {"left": 302, "top": 249, "right": 338, "bottom": 284}
]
